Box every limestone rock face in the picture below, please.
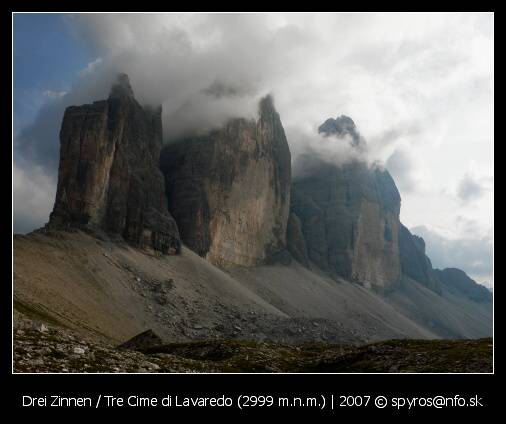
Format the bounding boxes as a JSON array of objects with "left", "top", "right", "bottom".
[
  {"left": 398, "top": 224, "right": 441, "bottom": 293},
  {"left": 291, "top": 158, "right": 401, "bottom": 288},
  {"left": 161, "top": 96, "right": 291, "bottom": 266},
  {"left": 48, "top": 74, "right": 181, "bottom": 254}
]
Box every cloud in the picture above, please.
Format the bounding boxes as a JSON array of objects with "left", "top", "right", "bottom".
[
  {"left": 411, "top": 224, "right": 493, "bottom": 287},
  {"left": 14, "top": 101, "right": 65, "bottom": 179},
  {"left": 385, "top": 149, "right": 418, "bottom": 193},
  {"left": 290, "top": 127, "right": 365, "bottom": 178},
  {"left": 79, "top": 57, "right": 103, "bottom": 76},
  {"left": 457, "top": 173, "right": 491, "bottom": 203},
  {"left": 18, "top": 13, "right": 494, "bottom": 156},
  {"left": 43, "top": 90, "right": 67, "bottom": 98},
  {"left": 13, "top": 162, "right": 56, "bottom": 234},
  {"left": 202, "top": 79, "right": 256, "bottom": 99}
]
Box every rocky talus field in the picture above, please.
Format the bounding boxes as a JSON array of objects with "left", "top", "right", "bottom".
[{"left": 14, "top": 313, "right": 492, "bottom": 373}]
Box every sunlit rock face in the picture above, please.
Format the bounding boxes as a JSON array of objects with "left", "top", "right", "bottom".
[
  {"left": 48, "top": 74, "right": 181, "bottom": 254},
  {"left": 290, "top": 157, "right": 402, "bottom": 289},
  {"left": 161, "top": 95, "right": 291, "bottom": 266}
]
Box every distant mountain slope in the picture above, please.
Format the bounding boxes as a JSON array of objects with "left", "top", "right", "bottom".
[
  {"left": 434, "top": 268, "right": 493, "bottom": 303},
  {"left": 386, "top": 275, "right": 492, "bottom": 339}
]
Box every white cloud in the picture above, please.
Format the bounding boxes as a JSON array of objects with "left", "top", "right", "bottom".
[
  {"left": 43, "top": 90, "right": 67, "bottom": 98},
  {"left": 79, "top": 57, "right": 103, "bottom": 76},
  {"left": 385, "top": 149, "right": 419, "bottom": 193}
]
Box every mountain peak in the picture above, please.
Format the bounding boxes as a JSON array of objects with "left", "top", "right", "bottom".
[
  {"left": 109, "top": 73, "right": 135, "bottom": 99},
  {"left": 318, "top": 115, "right": 365, "bottom": 148},
  {"left": 258, "top": 94, "right": 276, "bottom": 117},
  {"left": 48, "top": 72, "right": 180, "bottom": 254},
  {"left": 318, "top": 115, "right": 355, "bottom": 134}
]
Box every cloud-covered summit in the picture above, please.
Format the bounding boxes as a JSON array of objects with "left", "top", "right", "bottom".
[{"left": 318, "top": 115, "right": 366, "bottom": 149}]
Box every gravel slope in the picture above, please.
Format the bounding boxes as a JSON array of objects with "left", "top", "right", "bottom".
[{"left": 14, "top": 230, "right": 490, "bottom": 349}]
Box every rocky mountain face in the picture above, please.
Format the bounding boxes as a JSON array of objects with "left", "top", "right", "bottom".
[
  {"left": 160, "top": 96, "right": 291, "bottom": 267},
  {"left": 398, "top": 224, "right": 442, "bottom": 293},
  {"left": 289, "top": 160, "right": 401, "bottom": 289},
  {"left": 47, "top": 74, "right": 181, "bottom": 254},
  {"left": 288, "top": 116, "right": 402, "bottom": 289},
  {"left": 46, "top": 84, "right": 489, "bottom": 302},
  {"left": 285, "top": 115, "right": 492, "bottom": 301}
]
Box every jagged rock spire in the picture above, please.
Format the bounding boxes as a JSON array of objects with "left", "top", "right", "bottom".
[{"left": 48, "top": 73, "right": 181, "bottom": 255}]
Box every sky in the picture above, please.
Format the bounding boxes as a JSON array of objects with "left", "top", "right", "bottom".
[{"left": 12, "top": 12, "right": 494, "bottom": 287}]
